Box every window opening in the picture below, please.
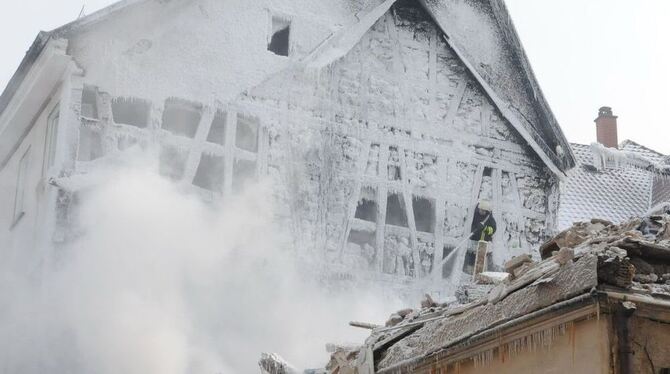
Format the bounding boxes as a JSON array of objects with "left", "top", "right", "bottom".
[
  {"left": 77, "top": 127, "right": 104, "bottom": 162},
  {"left": 268, "top": 16, "right": 290, "bottom": 56},
  {"left": 81, "top": 86, "right": 98, "bottom": 119},
  {"left": 207, "top": 111, "right": 227, "bottom": 145},
  {"left": 236, "top": 114, "right": 259, "bottom": 152},
  {"left": 159, "top": 146, "right": 187, "bottom": 181},
  {"left": 13, "top": 148, "right": 31, "bottom": 224},
  {"left": 192, "top": 154, "right": 225, "bottom": 193},
  {"left": 232, "top": 159, "right": 257, "bottom": 191},
  {"left": 111, "top": 98, "right": 150, "bottom": 128},
  {"left": 162, "top": 98, "right": 202, "bottom": 138},
  {"left": 413, "top": 196, "right": 435, "bottom": 233},
  {"left": 43, "top": 106, "right": 59, "bottom": 173},
  {"left": 386, "top": 193, "right": 408, "bottom": 227},
  {"left": 355, "top": 187, "right": 378, "bottom": 222}
]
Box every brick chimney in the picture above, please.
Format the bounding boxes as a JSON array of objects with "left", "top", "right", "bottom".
[{"left": 595, "top": 106, "right": 618, "bottom": 148}]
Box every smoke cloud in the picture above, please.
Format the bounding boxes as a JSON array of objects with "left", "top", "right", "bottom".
[{"left": 0, "top": 156, "right": 401, "bottom": 373}]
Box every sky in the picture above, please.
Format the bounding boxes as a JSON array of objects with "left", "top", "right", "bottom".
[{"left": 1, "top": 0, "right": 669, "bottom": 153}]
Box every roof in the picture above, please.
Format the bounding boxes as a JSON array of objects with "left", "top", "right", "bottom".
[
  {"left": 0, "top": 31, "right": 52, "bottom": 120},
  {"left": 330, "top": 215, "right": 670, "bottom": 373},
  {"left": 0, "top": 0, "right": 575, "bottom": 176},
  {"left": 558, "top": 143, "right": 656, "bottom": 229},
  {"left": 620, "top": 139, "right": 668, "bottom": 165}
]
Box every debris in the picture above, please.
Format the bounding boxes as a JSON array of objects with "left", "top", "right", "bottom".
[
  {"left": 384, "top": 314, "right": 403, "bottom": 327},
  {"left": 349, "top": 321, "right": 381, "bottom": 330},
  {"left": 504, "top": 254, "right": 532, "bottom": 274},
  {"left": 597, "top": 253, "right": 635, "bottom": 289},
  {"left": 420, "top": 293, "right": 438, "bottom": 308},
  {"left": 475, "top": 271, "right": 509, "bottom": 285},
  {"left": 259, "top": 353, "right": 299, "bottom": 374}
]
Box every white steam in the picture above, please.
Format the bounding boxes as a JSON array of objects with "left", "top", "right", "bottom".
[{"left": 0, "top": 160, "right": 400, "bottom": 373}]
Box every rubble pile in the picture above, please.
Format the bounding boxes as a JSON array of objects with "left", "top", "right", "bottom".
[{"left": 322, "top": 212, "right": 670, "bottom": 374}]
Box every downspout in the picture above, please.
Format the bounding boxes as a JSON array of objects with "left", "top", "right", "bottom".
[{"left": 612, "top": 301, "right": 636, "bottom": 374}]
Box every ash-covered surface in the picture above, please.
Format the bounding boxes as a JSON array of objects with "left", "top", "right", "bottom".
[
  {"left": 377, "top": 254, "right": 597, "bottom": 369},
  {"left": 323, "top": 212, "right": 670, "bottom": 373}
]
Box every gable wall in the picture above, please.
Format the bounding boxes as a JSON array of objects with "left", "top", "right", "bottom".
[{"left": 243, "top": 1, "right": 558, "bottom": 282}]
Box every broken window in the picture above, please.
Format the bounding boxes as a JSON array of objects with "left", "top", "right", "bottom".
[
  {"left": 158, "top": 145, "right": 187, "bottom": 181},
  {"left": 111, "top": 98, "right": 150, "bottom": 128},
  {"left": 232, "top": 159, "right": 256, "bottom": 191},
  {"left": 386, "top": 193, "right": 408, "bottom": 227},
  {"left": 81, "top": 86, "right": 98, "bottom": 119},
  {"left": 483, "top": 166, "right": 493, "bottom": 177},
  {"left": 43, "top": 106, "right": 59, "bottom": 173},
  {"left": 347, "top": 229, "right": 376, "bottom": 265},
  {"left": 162, "top": 98, "right": 202, "bottom": 138},
  {"left": 192, "top": 154, "right": 225, "bottom": 193},
  {"left": 236, "top": 114, "right": 259, "bottom": 152},
  {"left": 77, "top": 127, "right": 104, "bottom": 162},
  {"left": 268, "top": 16, "right": 290, "bottom": 56},
  {"left": 413, "top": 196, "right": 435, "bottom": 233},
  {"left": 206, "top": 111, "right": 227, "bottom": 145},
  {"left": 355, "top": 187, "right": 378, "bottom": 223},
  {"left": 13, "top": 148, "right": 30, "bottom": 225}
]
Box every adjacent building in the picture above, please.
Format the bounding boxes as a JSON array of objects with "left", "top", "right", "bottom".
[
  {"left": 0, "top": 0, "right": 574, "bottom": 294},
  {"left": 559, "top": 107, "right": 670, "bottom": 230}
]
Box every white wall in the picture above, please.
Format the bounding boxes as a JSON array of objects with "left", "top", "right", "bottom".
[{"left": 0, "top": 90, "right": 61, "bottom": 272}]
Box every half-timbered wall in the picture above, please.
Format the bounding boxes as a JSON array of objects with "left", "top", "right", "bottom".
[
  {"left": 58, "top": 1, "right": 558, "bottom": 291},
  {"left": 242, "top": 1, "right": 558, "bottom": 281}
]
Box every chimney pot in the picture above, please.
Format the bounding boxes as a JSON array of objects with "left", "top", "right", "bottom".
[{"left": 595, "top": 106, "right": 618, "bottom": 148}]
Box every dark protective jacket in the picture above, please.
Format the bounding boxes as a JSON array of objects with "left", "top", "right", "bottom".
[{"left": 469, "top": 207, "right": 497, "bottom": 242}]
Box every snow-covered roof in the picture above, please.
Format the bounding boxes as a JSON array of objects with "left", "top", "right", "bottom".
[{"left": 558, "top": 142, "right": 667, "bottom": 229}]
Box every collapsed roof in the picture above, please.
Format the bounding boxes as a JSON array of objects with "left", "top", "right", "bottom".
[
  {"left": 0, "top": 0, "right": 575, "bottom": 176},
  {"left": 327, "top": 211, "right": 670, "bottom": 373}
]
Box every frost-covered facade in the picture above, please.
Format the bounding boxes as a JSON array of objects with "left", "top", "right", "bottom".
[{"left": 0, "top": 0, "right": 574, "bottom": 293}]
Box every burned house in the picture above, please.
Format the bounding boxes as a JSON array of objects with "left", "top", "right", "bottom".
[
  {"left": 0, "top": 0, "right": 574, "bottom": 292},
  {"left": 559, "top": 107, "right": 670, "bottom": 230}
]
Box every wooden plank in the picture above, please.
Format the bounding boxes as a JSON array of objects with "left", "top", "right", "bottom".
[
  {"left": 182, "top": 106, "right": 215, "bottom": 183},
  {"left": 377, "top": 143, "right": 390, "bottom": 273}
]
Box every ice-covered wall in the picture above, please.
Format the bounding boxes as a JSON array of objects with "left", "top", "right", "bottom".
[
  {"left": 55, "top": 0, "right": 557, "bottom": 292},
  {"left": 243, "top": 1, "right": 557, "bottom": 276}
]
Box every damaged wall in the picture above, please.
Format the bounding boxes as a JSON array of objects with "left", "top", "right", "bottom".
[
  {"left": 244, "top": 1, "right": 557, "bottom": 282},
  {"left": 27, "top": 0, "right": 559, "bottom": 295}
]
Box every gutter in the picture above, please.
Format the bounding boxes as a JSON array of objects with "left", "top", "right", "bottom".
[{"left": 377, "top": 290, "right": 598, "bottom": 374}]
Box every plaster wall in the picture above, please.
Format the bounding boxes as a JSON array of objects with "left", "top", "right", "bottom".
[
  {"left": 0, "top": 91, "right": 61, "bottom": 271},
  {"left": 415, "top": 317, "right": 610, "bottom": 374}
]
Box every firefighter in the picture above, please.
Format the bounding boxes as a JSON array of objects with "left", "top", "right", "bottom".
[{"left": 469, "top": 200, "right": 496, "bottom": 243}]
